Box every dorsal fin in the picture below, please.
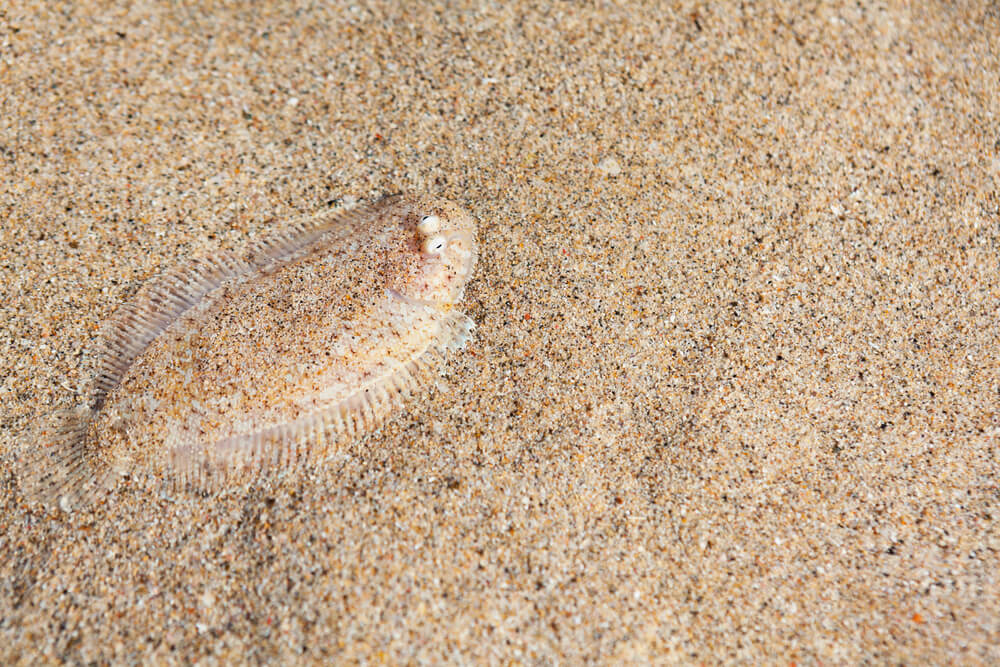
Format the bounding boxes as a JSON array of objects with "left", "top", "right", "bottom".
[
  {"left": 89, "top": 200, "right": 382, "bottom": 409},
  {"left": 90, "top": 252, "right": 253, "bottom": 409},
  {"left": 25, "top": 199, "right": 385, "bottom": 510},
  {"left": 244, "top": 198, "right": 390, "bottom": 268}
]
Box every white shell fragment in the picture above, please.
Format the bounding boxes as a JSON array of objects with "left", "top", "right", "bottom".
[{"left": 22, "top": 194, "right": 478, "bottom": 509}]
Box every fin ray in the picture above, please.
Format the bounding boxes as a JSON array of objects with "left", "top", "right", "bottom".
[
  {"left": 166, "top": 306, "right": 474, "bottom": 493},
  {"left": 19, "top": 406, "right": 115, "bottom": 511},
  {"left": 88, "top": 201, "right": 382, "bottom": 410}
]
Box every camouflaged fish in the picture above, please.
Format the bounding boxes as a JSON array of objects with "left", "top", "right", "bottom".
[{"left": 22, "top": 194, "right": 477, "bottom": 510}]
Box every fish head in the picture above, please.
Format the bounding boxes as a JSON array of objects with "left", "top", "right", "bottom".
[{"left": 383, "top": 195, "right": 478, "bottom": 305}]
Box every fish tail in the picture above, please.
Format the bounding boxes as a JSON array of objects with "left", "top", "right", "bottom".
[{"left": 19, "top": 405, "right": 113, "bottom": 511}]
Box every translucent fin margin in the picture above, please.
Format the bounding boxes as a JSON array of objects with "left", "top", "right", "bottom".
[
  {"left": 433, "top": 308, "right": 476, "bottom": 354},
  {"left": 385, "top": 291, "right": 476, "bottom": 352},
  {"left": 164, "top": 357, "right": 425, "bottom": 493},
  {"left": 18, "top": 406, "right": 117, "bottom": 512},
  {"left": 88, "top": 200, "right": 383, "bottom": 410},
  {"left": 244, "top": 198, "right": 388, "bottom": 269},
  {"left": 90, "top": 252, "right": 254, "bottom": 409},
  {"left": 165, "top": 307, "right": 475, "bottom": 494}
]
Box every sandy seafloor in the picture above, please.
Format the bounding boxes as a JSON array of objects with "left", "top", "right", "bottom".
[{"left": 1, "top": 1, "right": 998, "bottom": 663}]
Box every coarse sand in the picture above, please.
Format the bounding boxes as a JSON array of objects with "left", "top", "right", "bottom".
[{"left": 1, "top": 1, "right": 998, "bottom": 663}]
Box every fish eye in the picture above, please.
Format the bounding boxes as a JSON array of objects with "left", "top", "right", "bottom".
[
  {"left": 418, "top": 215, "right": 441, "bottom": 236},
  {"left": 422, "top": 234, "right": 447, "bottom": 255}
]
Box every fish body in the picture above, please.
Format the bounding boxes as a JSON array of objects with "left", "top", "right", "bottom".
[{"left": 24, "top": 195, "right": 477, "bottom": 509}]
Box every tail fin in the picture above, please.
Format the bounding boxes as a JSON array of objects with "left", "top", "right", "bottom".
[{"left": 19, "top": 406, "right": 115, "bottom": 512}]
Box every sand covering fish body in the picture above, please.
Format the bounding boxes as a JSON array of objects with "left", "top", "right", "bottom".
[{"left": 23, "top": 195, "right": 477, "bottom": 509}]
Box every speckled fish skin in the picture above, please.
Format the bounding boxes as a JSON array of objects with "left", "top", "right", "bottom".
[{"left": 25, "top": 194, "right": 477, "bottom": 508}]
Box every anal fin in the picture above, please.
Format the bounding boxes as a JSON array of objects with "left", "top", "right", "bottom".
[{"left": 166, "top": 344, "right": 454, "bottom": 494}]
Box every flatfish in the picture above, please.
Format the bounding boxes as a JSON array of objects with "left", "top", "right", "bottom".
[{"left": 22, "top": 194, "right": 478, "bottom": 510}]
